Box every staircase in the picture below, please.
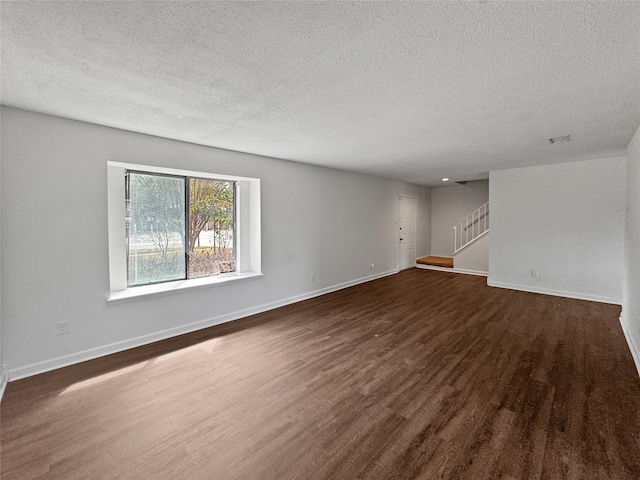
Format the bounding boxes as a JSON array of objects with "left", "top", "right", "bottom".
[
  {"left": 416, "top": 202, "right": 489, "bottom": 271},
  {"left": 453, "top": 202, "right": 489, "bottom": 254}
]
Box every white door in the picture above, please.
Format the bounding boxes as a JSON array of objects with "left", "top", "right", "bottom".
[{"left": 399, "top": 196, "right": 416, "bottom": 270}]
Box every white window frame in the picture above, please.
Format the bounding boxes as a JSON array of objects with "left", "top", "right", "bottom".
[{"left": 107, "top": 162, "right": 261, "bottom": 303}]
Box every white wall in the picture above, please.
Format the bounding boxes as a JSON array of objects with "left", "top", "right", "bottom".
[
  {"left": 0, "top": 107, "right": 430, "bottom": 379},
  {"left": 452, "top": 234, "right": 488, "bottom": 273},
  {"left": 622, "top": 126, "right": 640, "bottom": 374},
  {"left": 430, "top": 180, "right": 489, "bottom": 256},
  {"left": 430, "top": 180, "right": 489, "bottom": 273},
  {"left": 0, "top": 109, "right": 4, "bottom": 397},
  {"left": 488, "top": 157, "right": 627, "bottom": 303}
]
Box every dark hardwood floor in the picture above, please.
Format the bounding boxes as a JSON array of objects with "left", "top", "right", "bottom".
[{"left": 2, "top": 269, "right": 639, "bottom": 480}]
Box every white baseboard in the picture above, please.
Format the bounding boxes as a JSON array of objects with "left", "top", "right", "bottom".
[
  {"left": 620, "top": 314, "right": 640, "bottom": 380},
  {"left": 416, "top": 264, "right": 488, "bottom": 277},
  {"left": 8, "top": 269, "right": 399, "bottom": 381},
  {"left": 487, "top": 280, "right": 621, "bottom": 305}
]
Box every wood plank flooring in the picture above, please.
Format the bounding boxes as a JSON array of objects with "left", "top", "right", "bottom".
[{"left": 2, "top": 269, "right": 640, "bottom": 480}]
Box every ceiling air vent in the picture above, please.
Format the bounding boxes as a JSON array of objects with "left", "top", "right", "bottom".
[{"left": 548, "top": 135, "right": 571, "bottom": 145}]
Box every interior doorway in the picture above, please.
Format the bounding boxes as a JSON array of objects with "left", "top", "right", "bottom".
[{"left": 399, "top": 196, "right": 416, "bottom": 270}]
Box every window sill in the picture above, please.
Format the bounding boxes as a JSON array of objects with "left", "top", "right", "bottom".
[{"left": 107, "top": 271, "right": 263, "bottom": 304}]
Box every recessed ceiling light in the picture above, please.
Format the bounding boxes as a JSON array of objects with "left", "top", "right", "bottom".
[
  {"left": 442, "top": 178, "right": 449, "bottom": 182},
  {"left": 548, "top": 135, "right": 571, "bottom": 144}
]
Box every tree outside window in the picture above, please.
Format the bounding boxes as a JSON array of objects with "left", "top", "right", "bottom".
[{"left": 126, "top": 171, "right": 235, "bottom": 287}]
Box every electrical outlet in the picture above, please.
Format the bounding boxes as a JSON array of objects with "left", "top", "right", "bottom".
[
  {"left": 311, "top": 273, "right": 316, "bottom": 281},
  {"left": 530, "top": 269, "right": 540, "bottom": 278},
  {"left": 370, "top": 263, "right": 375, "bottom": 270},
  {"left": 56, "top": 321, "right": 70, "bottom": 336}
]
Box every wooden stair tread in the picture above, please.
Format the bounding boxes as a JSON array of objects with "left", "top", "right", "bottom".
[{"left": 416, "top": 256, "right": 454, "bottom": 268}]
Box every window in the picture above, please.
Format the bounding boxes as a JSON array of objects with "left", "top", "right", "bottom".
[
  {"left": 126, "top": 171, "right": 236, "bottom": 287},
  {"left": 107, "top": 162, "right": 261, "bottom": 302}
]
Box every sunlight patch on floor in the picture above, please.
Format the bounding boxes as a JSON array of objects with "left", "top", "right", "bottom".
[
  {"left": 153, "top": 338, "right": 219, "bottom": 364},
  {"left": 59, "top": 362, "right": 147, "bottom": 395}
]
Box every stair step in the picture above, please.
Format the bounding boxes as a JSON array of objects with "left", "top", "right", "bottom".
[{"left": 416, "top": 256, "right": 454, "bottom": 268}]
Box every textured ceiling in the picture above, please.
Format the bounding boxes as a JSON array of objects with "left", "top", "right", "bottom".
[{"left": 1, "top": 1, "right": 639, "bottom": 186}]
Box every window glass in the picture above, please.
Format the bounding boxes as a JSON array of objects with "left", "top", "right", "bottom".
[
  {"left": 188, "top": 178, "right": 235, "bottom": 279},
  {"left": 126, "top": 172, "right": 186, "bottom": 286},
  {"left": 125, "top": 171, "right": 236, "bottom": 287}
]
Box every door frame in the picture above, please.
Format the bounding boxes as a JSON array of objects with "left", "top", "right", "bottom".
[{"left": 398, "top": 195, "right": 417, "bottom": 270}]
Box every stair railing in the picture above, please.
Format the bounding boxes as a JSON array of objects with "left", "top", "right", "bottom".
[{"left": 453, "top": 202, "right": 489, "bottom": 254}]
